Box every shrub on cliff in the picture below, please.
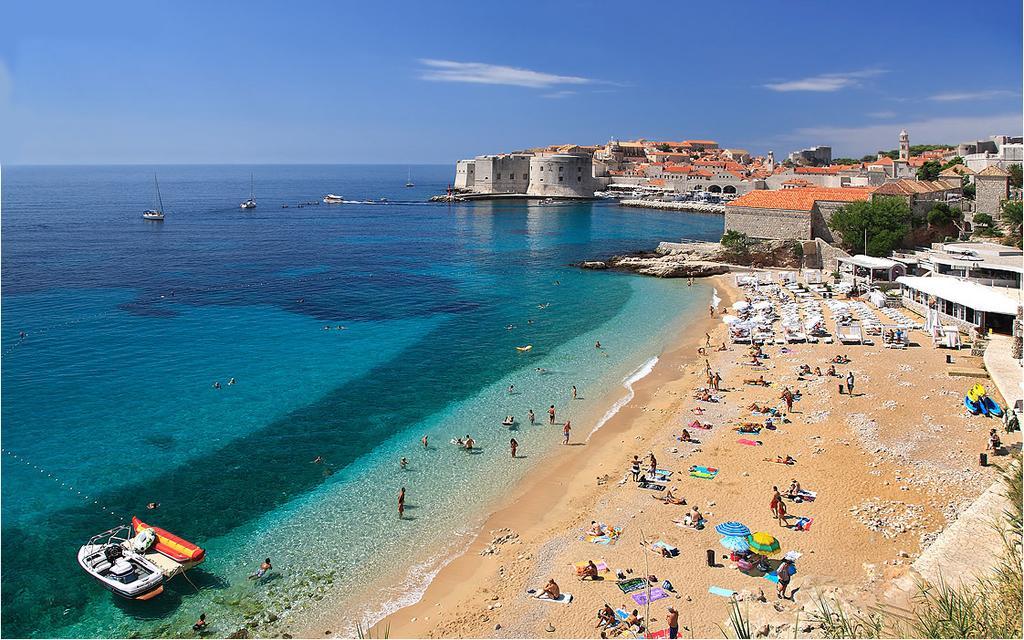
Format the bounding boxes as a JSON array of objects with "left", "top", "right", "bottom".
[{"left": 829, "top": 197, "right": 911, "bottom": 256}]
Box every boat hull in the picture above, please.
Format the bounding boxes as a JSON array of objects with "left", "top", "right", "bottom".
[{"left": 77, "top": 544, "right": 166, "bottom": 600}]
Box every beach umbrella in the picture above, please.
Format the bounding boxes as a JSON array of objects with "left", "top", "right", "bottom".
[
  {"left": 753, "top": 301, "right": 773, "bottom": 310},
  {"left": 747, "top": 532, "right": 781, "bottom": 555},
  {"left": 719, "top": 536, "right": 750, "bottom": 552},
  {"left": 714, "top": 521, "right": 751, "bottom": 537},
  {"left": 721, "top": 314, "right": 740, "bottom": 325},
  {"left": 732, "top": 301, "right": 750, "bottom": 310}
]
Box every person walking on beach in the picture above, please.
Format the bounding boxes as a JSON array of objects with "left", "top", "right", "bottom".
[
  {"left": 562, "top": 420, "right": 571, "bottom": 444},
  {"left": 770, "top": 486, "right": 782, "bottom": 519},
  {"left": 510, "top": 438, "right": 518, "bottom": 458},
  {"left": 713, "top": 371, "right": 722, "bottom": 391},
  {"left": 528, "top": 409, "right": 535, "bottom": 425},
  {"left": 846, "top": 372, "right": 855, "bottom": 396},
  {"left": 705, "top": 332, "right": 711, "bottom": 347},
  {"left": 709, "top": 304, "right": 715, "bottom": 318},
  {"left": 666, "top": 606, "right": 679, "bottom": 639},
  {"left": 421, "top": 435, "right": 428, "bottom": 449},
  {"left": 630, "top": 455, "right": 642, "bottom": 482},
  {"left": 648, "top": 452, "right": 658, "bottom": 477},
  {"left": 548, "top": 405, "right": 556, "bottom": 424},
  {"left": 776, "top": 558, "right": 794, "bottom": 599},
  {"left": 398, "top": 487, "right": 406, "bottom": 519},
  {"left": 572, "top": 385, "right": 578, "bottom": 400},
  {"left": 780, "top": 387, "right": 794, "bottom": 413},
  {"left": 776, "top": 495, "right": 789, "bottom": 527}
]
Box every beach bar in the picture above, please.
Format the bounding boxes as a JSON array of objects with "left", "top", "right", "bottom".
[{"left": 895, "top": 275, "right": 1020, "bottom": 335}]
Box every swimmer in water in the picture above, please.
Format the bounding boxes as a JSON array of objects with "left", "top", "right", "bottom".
[
  {"left": 400, "top": 457, "right": 408, "bottom": 469},
  {"left": 528, "top": 409, "right": 536, "bottom": 424},
  {"left": 228, "top": 377, "right": 236, "bottom": 385},
  {"left": 146, "top": 502, "right": 160, "bottom": 510},
  {"left": 213, "top": 381, "right": 221, "bottom": 390},
  {"left": 311, "top": 456, "right": 323, "bottom": 464},
  {"left": 595, "top": 341, "right": 601, "bottom": 349}
]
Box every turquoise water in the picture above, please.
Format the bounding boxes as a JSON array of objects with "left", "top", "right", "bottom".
[{"left": 0, "top": 165, "right": 723, "bottom": 637}]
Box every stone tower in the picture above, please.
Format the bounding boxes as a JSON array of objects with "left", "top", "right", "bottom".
[
  {"left": 766, "top": 150, "right": 775, "bottom": 171},
  {"left": 974, "top": 165, "right": 1011, "bottom": 216},
  {"left": 899, "top": 129, "right": 910, "bottom": 161}
]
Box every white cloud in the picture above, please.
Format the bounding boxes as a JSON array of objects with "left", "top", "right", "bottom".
[
  {"left": 784, "top": 113, "right": 1023, "bottom": 156},
  {"left": 763, "top": 69, "right": 887, "bottom": 92},
  {"left": 928, "top": 89, "right": 1017, "bottom": 102},
  {"left": 866, "top": 111, "right": 897, "bottom": 119},
  {"left": 542, "top": 90, "right": 577, "bottom": 99},
  {"left": 418, "top": 59, "right": 595, "bottom": 88}
]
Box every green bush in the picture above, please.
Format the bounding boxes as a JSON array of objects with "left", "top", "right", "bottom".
[
  {"left": 829, "top": 197, "right": 911, "bottom": 256},
  {"left": 720, "top": 230, "right": 751, "bottom": 249}
]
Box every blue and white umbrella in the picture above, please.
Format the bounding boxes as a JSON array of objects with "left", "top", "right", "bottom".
[
  {"left": 715, "top": 521, "right": 751, "bottom": 537},
  {"left": 719, "top": 535, "right": 750, "bottom": 552}
]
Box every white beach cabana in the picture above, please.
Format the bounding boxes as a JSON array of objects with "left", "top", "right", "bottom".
[
  {"left": 838, "top": 255, "right": 907, "bottom": 284},
  {"left": 896, "top": 275, "right": 1020, "bottom": 335}
]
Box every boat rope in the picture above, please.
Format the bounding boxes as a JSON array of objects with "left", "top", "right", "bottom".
[{"left": 1, "top": 448, "right": 126, "bottom": 522}]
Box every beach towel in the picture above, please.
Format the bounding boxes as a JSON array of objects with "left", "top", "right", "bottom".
[
  {"left": 616, "top": 577, "right": 648, "bottom": 594},
  {"left": 651, "top": 540, "right": 679, "bottom": 556},
  {"left": 689, "top": 465, "right": 719, "bottom": 480},
  {"left": 645, "top": 629, "right": 671, "bottom": 639},
  {"left": 790, "top": 489, "right": 816, "bottom": 502},
  {"left": 583, "top": 526, "right": 622, "bottom": 545},
  {"left": 737, "top": 438, "right": 762, "bottom": 446},
  {"left": 654, "top": 468, "right": 673, "bottom": 478},
  {"left": 709, "top": 586, "right": 737, "bottom": 598},
  {"left": 688, "top": 420, "right": 712, "bottom": 430},
  {"left": 764, "top": 572, "right": 780, "bottom": 583},
  {"left": 575, "top": 560, "right": 610, "bottom": 573},
  {"left": 637, "top": 481, "right": 666, "bottom": 492},
  {"left": 792, "top": 517, "right": 813, "bottom": 531},
  {"left": 535, "top": 592, "right": 573, "bottom": 604},
  {"left": 615, "top": 609, "right": 631, "bottom": 621},
  {"left": 631, "top": 587, "right": 668, "bottom": 606}
]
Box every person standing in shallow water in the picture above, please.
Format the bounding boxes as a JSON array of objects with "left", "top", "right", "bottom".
[
  {"left": 562, "top": 420, "right": 571, "bottom": 444},
  {"left": 548, "top": 405, "right": 556, "bottom": 424},
  {"left": 510, "top": 438, "right": 518, "bottom": 458},
  {"left": 421, "top": 435, "right": 428, "bottom": 449},
  {"left": 528, "top": 409, "right": 535, "bottom": 425},
  {"left": 398, "top": 487, "right": 406, "bottom": 519},
  {"left": 572, "top": 385, "right": 577, "bottom": 400}
]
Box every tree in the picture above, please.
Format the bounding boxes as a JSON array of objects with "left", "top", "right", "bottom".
[
  {"left": 926, "top": 202, "right": 958, "bottom": 227},
  {"left": 861, "top": 154, "right": 878, "bottom": 163},
  {"left": 917, "top": 160, "right": 942, "bottom": 181},
  {"left": 962, "top": 183, "right": 976, "bottom": 200},
  {"left": 656, "top": 143, "right": 671, "bottom": 152},
  {"left": 973, "top": 212, "right": 995, "bottom": 227},
  {"left": 831, "top": 157, "right": 862, "bottom": 165},
  {"left": 941, "top": 156, "right": 964, "bottom": 170},
  {"left": 720, "top": 230, "right": 751, "bottom": 249},
  {"left": 1008, "top": 163, "right": 1022, "bottom": 189},
  {"left": 1001, "top": 200, "right": 1022, "bottom": 228},
  {"left": 828, "top": 197, "right": 911, "bottom": 256}
]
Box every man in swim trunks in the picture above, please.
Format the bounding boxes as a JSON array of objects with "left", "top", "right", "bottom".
[
  {"left": 579, "top": 560, "right": 599, "bottom": 580},
  {"left": 770, "top": 486, "right": 782, "bottom": 518},
  {"left": 540, "top": 578, "right": 560, "bottom": 599},
  {"left": 465, "top": 436, "right": 475, "bottom": 451},
  {"left": 549, "top": 405, "right": 556, "bottom": 424},
  {"left": 248, "top": 558, "right": 272, "bottom": 580},
  {"left": 528, "top": 409, "right": 536, "bottom": 424},
  {"left": 563, "top": 421, "right": 571, "bottom": 445}
]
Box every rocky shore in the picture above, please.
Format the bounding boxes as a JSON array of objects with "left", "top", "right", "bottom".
[
  {"left": 619, "top": 199, "right": 726, "bottom": 214},
  {"left": 576, "top": 239, "right": 803, "bottom": 278}
]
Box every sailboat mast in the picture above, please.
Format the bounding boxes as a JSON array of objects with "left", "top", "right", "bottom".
[
  {"left": 250, "top": 172, "right": 254, "bottom": 199},
  {"left": 154, "top": 174, "right": 165, "bottom": 212}
]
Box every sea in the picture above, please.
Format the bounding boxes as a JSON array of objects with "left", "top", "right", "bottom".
[{"left": 0, "top": 165, "right": 724, "bottom": 638}]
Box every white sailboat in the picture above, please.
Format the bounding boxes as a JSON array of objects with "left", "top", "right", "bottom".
[
  {"left": 405, "top": 168, "right": 414, "bottom": 188},
  {"left": 240, "top": 173, "right": 256, "bottom": 209},
  {"left": 142, "top": 175, "right": 165, "bottom": 221}
]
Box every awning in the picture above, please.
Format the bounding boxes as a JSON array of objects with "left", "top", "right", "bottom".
[
  {"left": 840, "top": 255, "right": 899, "bottom": 270},
  {"left": 896, "top": 276, "right": 1020, "bottom": 315}
]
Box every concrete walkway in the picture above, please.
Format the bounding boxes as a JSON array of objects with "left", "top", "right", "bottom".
[{"left": 984, "top": 334, "right": 1022, "bottom": 409}]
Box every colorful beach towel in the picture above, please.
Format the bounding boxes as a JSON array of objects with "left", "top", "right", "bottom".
[
  {"left": 654, "top": 468, "right": 673, "bottom": 478},
  {"left": 709, "top": 586, "right": 737, "bottom": 598},
  {"left": 638, "top": 481, "right": 666, "bottom": 492},
  {"left": 690, "top": 465, "right": 719, "bottom": 480},
  {"left": 737, "top": 438, "right": 762, "bottom": 446},
  {"left": 792, "top": 517, "right": 813, "bottom": 531},
  {"left": 764, "top": 572, "right": 780, "bottom": 583},
  {"left": 631, "top": 587, "right": 668, "bottom": 606},
  {"left": 583, "top": 526, "right": 622, "bottom": 545},
  {"left": 645, "top": 629, "right": 671, "bottom": 639},
  {"left": 616, "top": 577, "right": 648, "bottom": 594},
  {"left": 790, "top": 489, "right": 817, "bottom": 502}
]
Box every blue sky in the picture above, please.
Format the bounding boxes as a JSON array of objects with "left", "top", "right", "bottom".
[{"left": 1, "top": 0, "right": 1021, "bottom": 164}]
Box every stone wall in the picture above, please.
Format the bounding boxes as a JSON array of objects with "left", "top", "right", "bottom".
[
  {"left": 473, "top": 155, "right": 531, "bottom": 194},
  {"left": 975, "top": 175, "right": 1009, "bottom": 216},
  {"left": 454, "top": 160, "right": 476, "bottom": 190},
  {"left": 527, "top": 154, "right": 596, "bottom": 197},
  {"left": 725, "top": 206, "right": 811, "bottom": 240}
]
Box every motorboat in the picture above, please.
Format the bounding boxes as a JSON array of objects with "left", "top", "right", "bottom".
[
  {"left": 142, "top": 175, "right": 166, "bottom": 221},
  {"left": 78, "top": 517, "right": 206, "bottom": 601},
  {"left": 77, "top": 525, "right": 166, "bottom": 600},
  {"left": 240, "top": 173, "right": 257, "bottom": 209},
  {"left": 323, "top": 194, "right": 344, "bottom": 204}
]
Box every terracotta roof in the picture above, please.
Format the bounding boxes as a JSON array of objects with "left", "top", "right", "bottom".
[
  {"left": 868, "top": 157, "right": 895, "bottom": 165},
  {"left": 872, "top": 179, "right": 960, "bottom": 196},
  {"left": 648, "top": 178, "right": 666, "bottom": 187},
  {"left": 683, "top": 140, "right": 718, "bottom": 145},
  {"left": 939, "top": 164, "right": 975, "bottom": 177},
  {"left": 690, "top": 169, "right": 713, "bottom": 178},
  {"left": 794, "top": 166, "right": 839, "bottom": 175},
  {"left": 664, "top": 165, "right": 692, "bottom": 174},
  {"left": 782, "top": 178, "right": 815, "bottom": 186},
  {"left": 727, "top": 187, "right": 875, "bottom": 212},
  {"left": 977, "top": 165, "right": 1011, "bottom": 177}
]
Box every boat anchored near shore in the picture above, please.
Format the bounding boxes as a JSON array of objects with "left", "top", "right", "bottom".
[
  {"left": 240, "top": 173, "right": 256, "bottom": 209},
  {"left": 78, "top": 517, "right": 205, "bottom": 601},
  {"left": 142, "top": 175, "right": 166, "bottom": 221}
]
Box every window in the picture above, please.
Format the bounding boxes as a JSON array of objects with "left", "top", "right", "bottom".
[
  {"left": 558, "top": 176, "right": 563, "bottom": 182},
  {"left": 558, "top": 166, "right": 563, "bottom": 172},
  {"left": 523, "top": 174, "right": 528, "bottom": 180},
  {"left": 577, "top": 177, "right": 582, "bottom": 182},
  {"left": 496, "top": 173, "right": 501, "bottom": 180}
]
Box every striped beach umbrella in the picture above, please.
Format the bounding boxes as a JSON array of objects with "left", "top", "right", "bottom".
[
  {"left": 714, "top": 521, "right": 751, "bottom": 537},
  {"left": 747, "top": 532, "right": 781, "bottom": 555},
  {"left": 719, "top": 535, "right": 750, "bottom": 552}
]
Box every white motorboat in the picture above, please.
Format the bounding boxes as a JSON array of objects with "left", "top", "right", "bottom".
[
  {"left": 142, "top": 175, "right": 166, "bottom": 221},
  {"left": 77, "top": 526, "right": 166, "bottom": 600},
  {"left": 323, "top": 194, "right": 344, "bottom": 204},
  {"left": 240, "top": 173, "right": 256, "bottom": 209}
]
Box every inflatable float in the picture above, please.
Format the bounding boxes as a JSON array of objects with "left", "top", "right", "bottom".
[
  {"left": 131, "top": 517, "right": 205, "bottom": 563},
  {"left": 515, "top": 345, "right": 532, "bottom": 352},
  {"left": 965, "top": 384, "right": 1004, "bottom": 417}
]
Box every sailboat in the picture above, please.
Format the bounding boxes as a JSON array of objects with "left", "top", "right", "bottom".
[
  {"left": 240, "top": 173, "right": 256, "bottom": 209},
  {"left": 405, "top": 168, "right": 414, "bottom": 188},
  {"left": 142, "top": 175, "right": 165, "bottom": 221}
]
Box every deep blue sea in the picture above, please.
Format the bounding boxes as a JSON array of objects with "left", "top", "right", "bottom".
[{"left": 0, "top": 165, "right": 723, "bottom": 638}]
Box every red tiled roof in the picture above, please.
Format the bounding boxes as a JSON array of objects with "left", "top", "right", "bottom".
[
  {"left": 727, "top": 187, "right": 875, "bottom": 212},
  {"left": 794, "top": 167, "right": 839, "bottom": 175},
  {"left": 873, "top": 179, "right": 961, "bottom": 196},
  {"left": 664, "top": 165, "right": 692, "bottom": 174}
]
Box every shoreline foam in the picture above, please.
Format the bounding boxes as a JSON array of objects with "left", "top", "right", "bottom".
[{"left": 589, "top": 355, "right": 659, "bottom": 440}]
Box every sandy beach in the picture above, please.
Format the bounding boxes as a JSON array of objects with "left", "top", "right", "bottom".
[{"left": 317, "top": 273, "right": 1019, "bottom": 640}]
